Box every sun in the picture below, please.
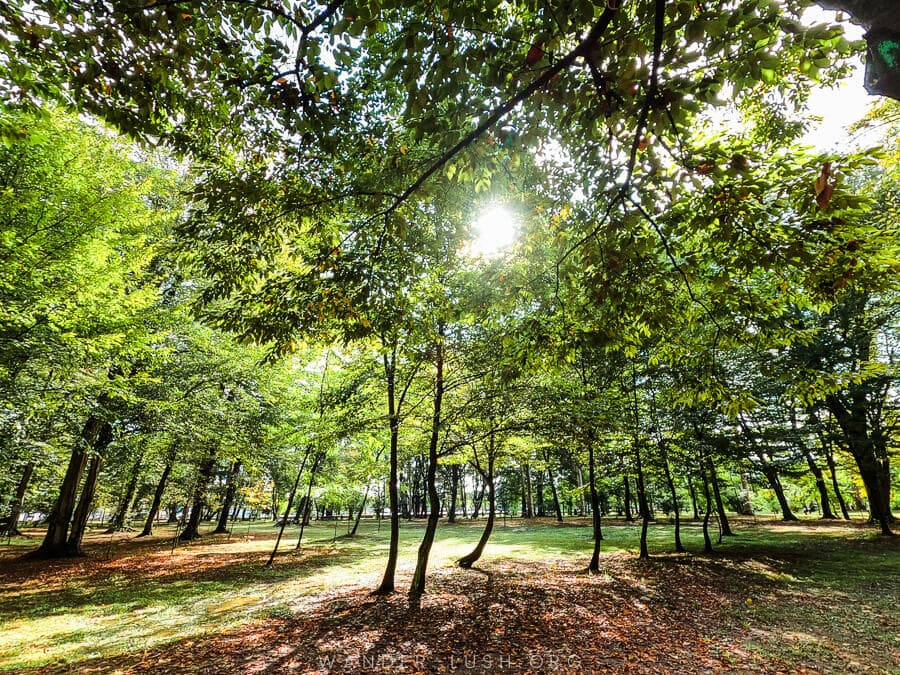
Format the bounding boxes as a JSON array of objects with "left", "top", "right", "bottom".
[{"left": 469, "top": 204, "right": 517, "bottom": 257}]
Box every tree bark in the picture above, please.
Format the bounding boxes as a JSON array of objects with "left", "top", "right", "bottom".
[
  {"left": 3, "top": 461, "right": 34, "bottom": 536},
  {"left": 447, "top": 465, "right": 459, "bottom": 523},
  {"left": 623, "top": 475, "right": 634, "bottom": 521},
  {"left": 105, "top": 451, "right": 144, "bottom": 533},
  {"left": 760, "top": 458, "right": 799, "bottom": 521},
  {"left": 213, "top": 460, "right": 241, "bottom": 534},
  {"left": 544, "top": 448, "right": 563, "bottom": 523},
  {"left": 687, "top": 472, "right": 700, "bottom": 520},
  {"left": 66, "top": 448, "right": 107, "bottom": 555},
  {"left": 587, "top": 433, "right": 604, "bottom": 572},
  {"left": 375, "top": 349, "right": 401, "bottom": 595},
  {"left": 824, "top": 447, "right": 852, "bottom": 520},
  {"left": 660, "top": 443, "right": 684, "bottom": 553},
  {"left": 702, "top": 468, "right": 714, "bottom": 554},
  {"left": 350, "top": 486, "right": 369, "bottom": 536},
  {"left": 409, "top": 322, "right": 444, "bottom": 608},
  {"left": 139, "top": 454, "right": 174, "bottom": 537},
  {"left": 179, "top": 452, "right": 216, "bottom": 541},
  {"left": 801, "top": 447, "right": 837, "bottom": 519},
  {"left": 458, "top": 441, "right": 495, "bottom": 569},
  {"left": 707, "top": 457, "right": 734, "bottom": 536},
  {"left": 635, "top": 443, "right": 651, "bottom": 559},
  {"left": 296, "top": 452, "right": 324, "bottom": 548}
]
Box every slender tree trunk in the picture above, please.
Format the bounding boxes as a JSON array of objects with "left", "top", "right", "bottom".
[
  {"left": 544, "top": 449, "right": 563, "bottom": 523},
  {"left": 801, "top": 447, "right": 837, "bottom": 519},
  {"left": 758, "top": 454, "right": 798, "bottom": 521},
  {"left": 574, "top": 463, "right": 587, "bottom": 516},
  {"left": 179, "top": 453, "right": 216, "bottom": 541},
  {"left": 409, "top": 323, "right": 444, "bottom": 608},
  {"left": 587, "top": 434, "right": 604, "bottom": 572},
  {"left": 706, "top": 456, "right": 734, "bottom": 536},
  {"left": 447, "top": 465, "right": 459, "bottom": 523},
  {"left": 824, "top": 447, "right": 852, "bottom": 520},
  {"left": 3, "top": 461, "right": 34, "bottom": 536},
  {"left": 375, "top": 350, "right": 401, "bottom": 595},
  {"left": 635, "top": 443, "right": 651, "bottom": 559},
  {"left": 266, "top": 451, "right": 310, "bottom": 566},
  {"left": 660, "top": 444, "right": 684, "bottom": 553},
  {"left": 296, "top": 453, "right": 324, "bottom": 548},
  {"left": 702, "top": 469, "right": 714, "bottom": 553},
  {"left": 623, "top": 475, "right": 634, "bottom": 521},
  {"left": 106, "top": 452, "right": 144, "bottom": 533},
  {"left": 535, "top": 469, "right": 545, "bottom": 517},
  {"left": 458, "top": 447, "right": 495, "bottom": 569},
  {"left": 687, "top": 472, "right": 700, "bottom": 520},
  {"left": 213, "top": 460, "right": 241, "bottom": 534},
  {"left": 139, "top": 456, "right": 174, "bottom": 537},
  {"left": 471, "top": 482, "right": 484, "bottom": 518},
  {"left": 350, "top": 486, "right": 369, "bottom": 536}
]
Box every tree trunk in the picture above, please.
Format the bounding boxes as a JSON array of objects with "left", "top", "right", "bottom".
[
  {"left": 375, "top": 349, "right": 401, "bottom": 595},
  {"left": 266, "top": 450, "right": 310, "bottom": 566},
  {"left": 635, "top": 443, "right": 651, "bottom": 559},
  {"left": 587, "top": 434, "right": 604, "bottom": 572},
  {"left": 447, "top": 465, "right": 459, "bottom": 523},
  {"left": 801, "top": 447, "right": 837, "bottom": 519},
  {"left": 535, "top": 469, "right": 545, "bottom": 517},
  {"left": 471, "top": 481, "right": 484, "bottom": 519},
  {"left": 31, "top": 424, "right": 93, "bottom": 555},
  {"left": 409, "top": 322, "right": 444, "bottom": 609},
  {"left": 687, "top": 472, "right": 700, "bottom": 519},
  {"left": 139, "top": 456, "right": 174, "bottom": 537},
  {"left": 458, "top": 445, "right": 495, "bottom": 569},
  {"left": 66, "top": 448, "right": 107, "bottom": 555},
  {"left": 702, "top": 468, "right": 714, "bottom": 553},
  {"left": 106, "top": 452, "right": 144, "bottom": 533},
  {"left": 350, "top": 486, "right": 369, "bottom": 536},
  {"left": 824, "top": 447, "right": 852, "bottom": 520},
  {"left": 296, "top": 453, "right": 324, "bottom": 548},
  {"left": 544, "top": 449, "right": 563, "bottom": 523},
  {"left": 623, "top": 475, "right": 634, "bottom": 521},
  {"left": 3, "top": 461, "right": 34, "bottom": 536},
  {"left": 706, "top": 456, "right": 734, "bottom": 537},
  {"left": 179, "top": 453, "right": 216, "bottom": 541},
  {"left": 758, "top": 454, "right": 798, "bottom": 521},
  {"left": 213, "top": 460, "right": 241, "bottom": 534},
  {"left": 660, "top": 443, "right": 684, "bottom": 553}
]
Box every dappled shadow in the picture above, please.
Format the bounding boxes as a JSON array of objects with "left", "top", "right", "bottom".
[{"left": 20, "top": 556, "right": 782, "bottom": 674}]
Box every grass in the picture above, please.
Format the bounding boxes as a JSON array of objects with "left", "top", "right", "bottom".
[{"left": 0, "top": 516, "right": 897, "bottom": 673}]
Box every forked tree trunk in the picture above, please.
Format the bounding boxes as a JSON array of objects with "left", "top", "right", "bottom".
[
  {"left": 3, "top": 461, "right": 34, "bottom": 536},
  {"left": 66, "top": 449, "right": 106, "bottom": 555},
  {"left": 31, "top": 416, "right": 112, "bottom": 559},
  {"left": 213, "top": 460, "right": 241, "bottom": 534}
]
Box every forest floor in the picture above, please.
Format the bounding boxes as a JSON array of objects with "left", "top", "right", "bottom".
[{"left": 0, "top": 517, "right": 897, "bottom": 674}]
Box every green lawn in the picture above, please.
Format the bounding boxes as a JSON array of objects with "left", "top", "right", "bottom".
[{"left": 0, "top": 517, "right": 897, "bottom": 673}]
